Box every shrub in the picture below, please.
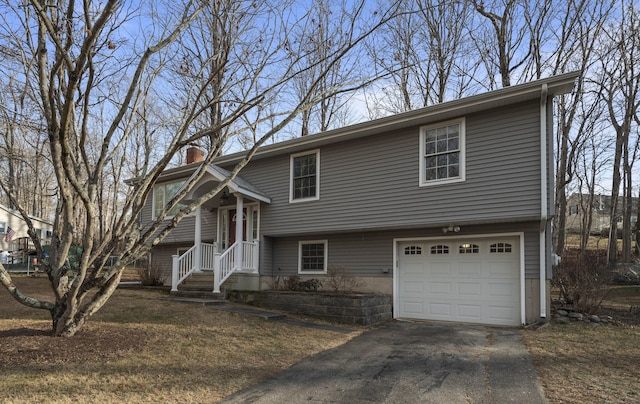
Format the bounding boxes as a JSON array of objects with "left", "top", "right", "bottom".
[
  {"left": 298, "top": 278, "right": 322, "bottom": 292},
  {"left": 283, "top": 275, "right": 322, "bottom": 292},
  {"left": 552, "top": 249, "right": 613, "bottom": 313},
  {"left": 284, "top": 275, "right": 301, "bottom": 291},
  {"left": 325, "top": 265, "right": 365, "bottom": 293},
  {"left": 137, "top": 263, "right": 166, "bottom": 286}
]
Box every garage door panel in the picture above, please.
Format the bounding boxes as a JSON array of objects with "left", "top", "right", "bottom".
[
  {"left": 398, "top": 237, "right": 520, "bottom": 326},
  {"left": 430, "top": 262, "right": 453, "bottom": 276},
  {"left": 457, "top": 304, "right": 482, "bottom": 321},
  {"left": 487, "top": 305, "right": 518, "bottom": 323},
  {"left": 429, "top": 281, "right": 452, "bottom": 295},
  {"left": 459, "top": 281, "right": 482, "bottom": 297},
  {"left": 487, "top": 281, "right": 517, "bottom": 297},
  {"left": 403, "top": 262, "right": 425, "bottom": 275},
  {"left": 487, "top": 261, "right": 517, "bottom": 276},
  {"left": 402, "top": 300, "right": 424, "bottom": 314},
  {"left": 459, "top": 262, "right": 482, "bottom": 275},
  {"left": 429, "top": 303, "right": 452, "bottom": 316},
  {"left": 402, "top": 280, "right": 426, "bottom": 294}
]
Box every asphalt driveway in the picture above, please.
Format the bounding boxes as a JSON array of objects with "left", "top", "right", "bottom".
[{"left": 221, "top": 320, "right": 546, "bottom": 403}]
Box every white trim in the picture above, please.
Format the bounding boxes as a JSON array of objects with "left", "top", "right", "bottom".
[
  {"left": 250, "top": 205, "right": 260, "bottom": 241},
  {"left": 289, "top": 149, "right": 320, "bottom": 203},
  {"left": 152, "top": 179, "right": 189, "bottom": 220},
  {"left": 217, "top": 203, "right": 259, "bottom": 250},
  {"left": 298, "top": 239, "right": 328, "bottom": 274},
  {"left": 419, "top": 118, "right": 466, "bottom": 187},
  {"left": 393, "top": 232, "right": 525, "bottom": 325},
  {"left": 521, "top": 234, "right": 527, "bottom": 324},
  {"left": 539, "top": 83, "right": 549, "bottom": 319}
]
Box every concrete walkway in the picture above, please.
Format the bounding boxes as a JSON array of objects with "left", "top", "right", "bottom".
[{"left": 221, "top": 320, "right": 547, "bottom": 404}]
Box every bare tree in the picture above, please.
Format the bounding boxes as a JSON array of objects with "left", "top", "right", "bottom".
[
  {"left": 367, "top": 0, "right": 475, "bottom": 116},
  {"left": 0, "top": 25, "right": 55, "bottom": 219},
  {"left": 470, "top": 0, "right": 531, "bottom": 88},
  {"left": 290, "top": 0, "right": 364, "bottom": 136},
  {"left": 573, "top": 101, "right": 611, "bottom": 252},
  {"left": 550, "top": 0, "right": 612, "bottom": 254},
  {"left": 0, "top": 0, "right": 399, "bottom": 337},
  {"left": 597, "top": 2, "right": 640, "bottom": 264}
]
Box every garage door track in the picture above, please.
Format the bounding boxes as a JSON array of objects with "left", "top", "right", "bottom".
[{"left": 221, "top": 320, "right": 546, "bottom": 403}]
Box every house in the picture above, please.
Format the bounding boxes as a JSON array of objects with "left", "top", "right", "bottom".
[
  {"left": 142, "top": 72, "right": 578, "bottom": 326},
  {"left": 0, "top": 203, "right": 53, "bottom": 264},
  {"left": 565, "top": 193, "right": 637, "bottom": 235}
]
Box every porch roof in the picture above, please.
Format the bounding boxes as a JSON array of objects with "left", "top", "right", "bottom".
[{"left": 205, "top": 165, "right": 271, "bottom": 204}]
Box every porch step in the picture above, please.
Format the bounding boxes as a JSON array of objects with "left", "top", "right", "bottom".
[
  {"left": 170, "top": 290, "right": 226, "bottom": 301},
  {"left": 178, "top": 271, "right": 216, "bottom": 292}
]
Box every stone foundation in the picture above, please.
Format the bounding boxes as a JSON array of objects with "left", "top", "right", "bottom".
[{"left": 227, "top": 290, "right": 392, "bottom": 326}]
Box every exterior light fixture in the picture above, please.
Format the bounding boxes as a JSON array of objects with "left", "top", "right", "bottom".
[
  {"left": 220, "top": 190, "right": 229, "bottom": 205},
  {"left": 442, "top": 225, "right": 461, "bottom": 234}
]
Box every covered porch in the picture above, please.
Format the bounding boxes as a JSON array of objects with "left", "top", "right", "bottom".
[{"left": 170, "top": 164, "right": 271, "bottom": 293}]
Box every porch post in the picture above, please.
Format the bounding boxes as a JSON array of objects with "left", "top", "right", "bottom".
[
  {"left": 194, "top": 205, "right": 202, "bottom": 272},
  {"left": 235, "top": 194, "right": 244, "bottom": 271},
  {"left": 171, "top": 254, "right": 179, "bottom": 292},
  {"left": 213, "top": 251, "right": 221, "bottom": 293}
]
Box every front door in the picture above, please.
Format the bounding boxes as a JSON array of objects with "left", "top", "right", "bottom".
[{"left": 229, "top": 208, "right": 247, "bottom": 245}]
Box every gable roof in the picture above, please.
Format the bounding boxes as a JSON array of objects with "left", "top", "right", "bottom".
[
  {"left": 153, "top": 72, "right": 578, "bottom": 185},
  {"left": 0, "top": 203, "right": 53, "bottom": 226},
  {"left": 204, "top": 165, "right": 271, "bottom": 203},
  {"left": 215, "top": 71, "right": 579, "bottom": 165}
]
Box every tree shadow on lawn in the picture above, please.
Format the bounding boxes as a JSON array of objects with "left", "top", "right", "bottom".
[{"left": 0, "top": 327, "right": 51, "bottom": 337}]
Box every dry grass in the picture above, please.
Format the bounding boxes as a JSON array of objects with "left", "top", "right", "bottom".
[
  {"left": 564, "top": 234, "right": 633, "bottom": 252},
  {"left": 523, "top": 284, "right": 640, "bottom": 403},
  {"left": 5, "top": 274, "right": 640, "bottom": 403},
  {"left": 523, "top": 323, "right": 640, "bottom": 403},
  {"left": 0, "top": 276, "right": 360, "bottom": 403}
]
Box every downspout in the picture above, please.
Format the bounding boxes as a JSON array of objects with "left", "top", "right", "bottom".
[{"left": 539, "top": 83, "right": 548, "bottom": 319}]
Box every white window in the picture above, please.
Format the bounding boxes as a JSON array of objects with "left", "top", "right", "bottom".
[
  {"left": 420, "top": 118, "right": 465, "bottom": 186},
  {"left": 251, "top": 208, "right": 259, "bottom": 241},
  {"left": 290, "top": 150, "right": 320, "bottom": 202},
  {"left": 298, "top": 240, "right": 328, "bottom": 274},
  {"left": 490, "top": 243, "right": 512, "bottom": 253},
  {"left": 0, "top": 222, "right": 5, "bottom": 234},
  {"left": 153, "top": 180, "right": 186, "bottom": 219},
  {"left": 404, "top": 246, "right": 422, "bottom": 255},
  {"left": 430, "top": 245, "right": 450, "bottom": 254},
  {"left": 459, "top": 243, "right": 480, "bottom": 254}
]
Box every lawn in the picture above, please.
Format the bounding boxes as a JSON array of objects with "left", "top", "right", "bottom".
[
  {"left": 3, "top": 276, "right": 640, "bottom": 403},
  {"left": 522, "top": 285, "right": 640, "bottom": 403},
  {"left": 0, "top": 276, "right": 360, "bottom": 403}
]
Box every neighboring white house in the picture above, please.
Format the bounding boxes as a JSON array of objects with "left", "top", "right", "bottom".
[{"left": 0, "top": 203, "right": 53, "bottom": 255}]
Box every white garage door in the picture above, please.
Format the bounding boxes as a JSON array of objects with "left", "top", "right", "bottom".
[{"left": 397, "top": 237, "right": 521, "bottom": 326}]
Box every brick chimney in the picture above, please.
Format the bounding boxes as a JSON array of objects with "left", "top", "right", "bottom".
[{"left": 186, "top": 146, "right": 204, "bottom": 164}]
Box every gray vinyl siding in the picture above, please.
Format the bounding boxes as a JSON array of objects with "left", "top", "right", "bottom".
[
  {"left": 139, "top": 203, "right": 218, "bottom": 245},
  {"left": 260, "top": 236, "right": 274, "bottom": 278},
  {"left": 234, "top": 100, "right": 542, "bottom": 237},
  {"left": 267, "top": 221, "right": 541, "bottom": 279},
  {"left": 150, "top": 244, "right": 192, "bottom": 284}
]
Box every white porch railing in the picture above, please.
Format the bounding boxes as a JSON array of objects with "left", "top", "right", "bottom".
[
  {"left": 171, "top": 240, "right": 259, "bottom": 293},
  {"left": 171, "top": 245, "right": 197, "bottom": 291},
  {"left": 242, "top": 240, "right": 259, "bottom": 271}
]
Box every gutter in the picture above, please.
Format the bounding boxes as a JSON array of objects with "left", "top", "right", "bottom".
[{"left": 539, "top": 83, "right": 548, "bottom": 319}]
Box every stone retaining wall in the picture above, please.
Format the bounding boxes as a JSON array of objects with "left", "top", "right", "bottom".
[{"left": 227, "top": 291, "right": 393, "bottom": 326}]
